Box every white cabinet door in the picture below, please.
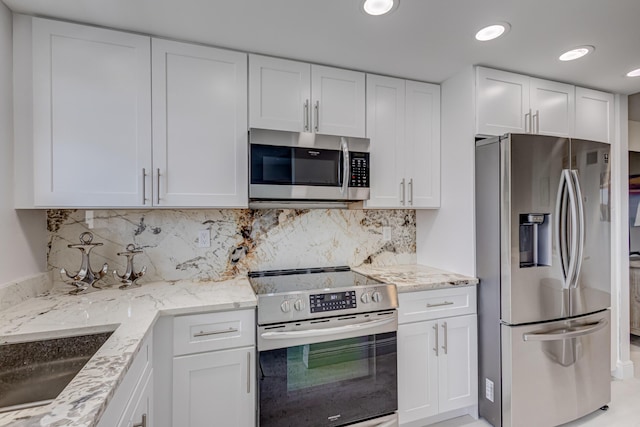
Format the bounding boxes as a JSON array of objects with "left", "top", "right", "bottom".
[
  {"left": 249, "top": 54, "right": 311, "bottom": 132},
  {"left": 152, "top": 39, "right": 248, "bottom": 207},
  {"left": 476, "top": 67, "right": 530, "bottom": 136},
  {"left": 438, "top": 315, "right": 478, "bottom": 414},
  {"left": 31, "top": 18, "right": 151, "bottom": 207},
  {"left": 406, "top": 80, "right": 441, "bottom": 208},
  {"left": 123, "top": 371, "right": 153, "bottom": 427},
  {"left": 365, "top": 74, "right": 405, "bottom": 208},
  {"left": 312, "top": 65, "right": 366, "bottom": 137},
  {"left": 529, "top": 78, "right": 574, "bottom": 137},
  {"left": 398, "top": 320, "right": 439, "bottom": 424},
  {"left": 575, "top": 87, "right": 615, "bottom": 144},
  {"left": 173, "top": 347, "right": 255, "bottom": 427}
]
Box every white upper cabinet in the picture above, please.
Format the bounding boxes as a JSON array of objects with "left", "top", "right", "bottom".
[
  {"left": 311, "top": 64, "right": 366, "bottom": 137},
  {"left": 249, "top": 54, "right": 366, "bottom": 137},
  {"left": 476, "top": 67, "right": 613, "bottom": 143},
  {"left": 16, "top": 17, "right": 248, "bottom": 208},
  {"left": 366, "top": 74, "right": 440, "bottom": 209},
  {"left": 152, "top": 39, "right": 247, "bottom": 207},
  {"left": 249, "top": 55, "right": 310, "bottom": 132},
  {"left": 476, "top": 67, "right": 530, "bottom": 135},
  {"left": 529, "top": 78, "right": 574, "bottom": 137},
  {"left": 29, "top": 17, "right": 152, "bottom": 207},
  {"left": 366, "top": 74, "right": 405, "bottom": 208},
  {"left": 406, "top": 80, "right": 441, "bottom": 208},
  {"left": 575, "top": 87, "right": 615, "bottom": 144}
]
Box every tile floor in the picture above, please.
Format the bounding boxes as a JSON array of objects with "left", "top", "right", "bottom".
[{"left": 432, "top": 336, "right": 640, "bottom": 427}]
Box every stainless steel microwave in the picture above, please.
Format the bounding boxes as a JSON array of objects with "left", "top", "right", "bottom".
[{"left": 249, "top": 129, "right": 370, "bottom": 205}]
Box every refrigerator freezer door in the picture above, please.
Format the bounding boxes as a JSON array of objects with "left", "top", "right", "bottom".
[
  {"left": 501, "top": 310, "right": 611, "bottom": 427},
  {"left": 570, "top": 139, "right": 611, "bottom": 317},
  {"left": 502, "top": 135, "right": 571, "bottom": 324}
]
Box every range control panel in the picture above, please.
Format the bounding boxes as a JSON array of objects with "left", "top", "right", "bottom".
[
  {"left": 349, "top": 152, "right": 369, "bottom": 188},
  {"left": 310, "top": 291, "right": 357, "bottom": 313}
]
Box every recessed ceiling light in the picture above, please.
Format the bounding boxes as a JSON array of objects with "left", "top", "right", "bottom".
[
  {"left": 362, "top": 0, "right": 397, "bottom": 16},
  {"left": 475, "top": 23, "right": 511, "bottom": 41},
  {"left": 559, "top": 46, "right": 594, "bottom": 61},
  {"left": 627, "top": 68, "right": 640, "bottom": 77}
]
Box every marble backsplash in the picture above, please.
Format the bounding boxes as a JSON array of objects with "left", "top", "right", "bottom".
[{"left": 47, "top": 209, "right": 416, "bottom": 287}]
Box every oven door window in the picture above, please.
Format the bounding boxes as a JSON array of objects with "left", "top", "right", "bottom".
[{"left": 259, "top": 332, "right": 397, "bottom": 427}]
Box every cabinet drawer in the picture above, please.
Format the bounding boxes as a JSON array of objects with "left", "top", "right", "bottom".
[
  {"left": 173, "top": 309, "right": 255, "bottom": 356},
  {"left": 398, "top": 287, "right": 476, "bottom": 324}
]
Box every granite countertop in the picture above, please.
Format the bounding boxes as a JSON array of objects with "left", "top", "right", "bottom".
[
  {"left": 0, "top": 278, "right": 256, "bottom": 427},
  {"left": 353, "top": 264, "right": 478, "bottom": 292},
  {"left": 0, "top": 263, "right": 473, "bottom": 426}
]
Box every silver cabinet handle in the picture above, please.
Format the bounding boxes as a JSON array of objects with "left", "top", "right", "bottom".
[
  {"left": 314, "top": 100, "right": 320, "bottom": 132},
  {"left": 534, "top": 109, "right": 540, "bottom": 134},
  {"left": 142, "top": 168, "right": 147, "bottom": 205},
  {"left": 156, "top": 168, "right": 161, "bottom": 205},
  {"left": 409, "top": 179, "right": 414, "bottom": 205},
  {"left": 433, "top": 323, "right": 439, "bottom": 356},
  {"left": 427, "top": 301, "right": 454, "bottom": 308},
  {"left": 441, "top": 321, "right": 448, "bottom": 355},
  {"left": 133, "top": 414, "right": 147, "bottom": 427},
  {"left": 303, "top": 100, "right": 310, "bottom": 132},
  {"left": 523, "top": 319, "right": 608, "bottom": 342},
  {"left": 193, "top": 327, "right": 239, "bottom": 337},
  {"left": 246, "top": 351, "right": 251, "bottom": 394},
  {"left": 524, "top": 110, "right": 530, "bottom": 133},
  {"left": 400, "top": 179, "right": 405, "bottom": 205}
]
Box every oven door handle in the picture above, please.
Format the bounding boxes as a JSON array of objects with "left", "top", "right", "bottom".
[{"left": 260, "top": 316, "right": 395, "bottom": 340}]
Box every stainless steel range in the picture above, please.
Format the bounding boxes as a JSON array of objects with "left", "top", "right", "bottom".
[{"left": 249, "top": 266, "right": 399, "bottom": 427}]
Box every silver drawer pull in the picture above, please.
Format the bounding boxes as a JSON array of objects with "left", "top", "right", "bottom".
[
  {"left": 193, "top": 327, "right": 239, "bottom": 337},
  {"left": 133, "top": 414, "right": 146, "bottom": 427},
  {"left": 427, "top": 301, "right": 454, "bottom": 308}
]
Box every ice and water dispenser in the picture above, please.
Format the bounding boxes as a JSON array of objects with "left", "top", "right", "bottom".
[{"left": 519, "top": 213, "right": 551, "bottom": 267}]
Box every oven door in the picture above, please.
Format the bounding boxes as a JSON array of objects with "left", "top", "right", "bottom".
[
  {"left": 250, "top": 143, "right": 349, "bottom": 200},
  {"left": 258, "top": 311, "right": 398, "bottom": 427}
]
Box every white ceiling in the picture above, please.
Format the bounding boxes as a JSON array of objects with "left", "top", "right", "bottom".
[{"left": 4, "top": 0, "right": 640, "bottom": 95}]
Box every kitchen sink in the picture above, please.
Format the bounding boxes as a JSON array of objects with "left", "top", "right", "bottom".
[{"left": 0, "top": 330, "right": 114, "bottom": 413}]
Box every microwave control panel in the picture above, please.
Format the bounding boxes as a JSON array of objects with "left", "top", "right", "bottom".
[
  {"left": 349, "top": 152, "right": 369, "bottom": 188},
  {"left": 310, "top": 291, "right": 357, "bottom": 313}
]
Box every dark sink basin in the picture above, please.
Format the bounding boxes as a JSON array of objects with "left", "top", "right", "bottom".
[{"left": 0, "top": 330, "right": 114, "bottom": 413}]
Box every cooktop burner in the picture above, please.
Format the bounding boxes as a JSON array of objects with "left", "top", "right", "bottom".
[{"left": 248, "top": 266, "right": 398, "bottom": 325}]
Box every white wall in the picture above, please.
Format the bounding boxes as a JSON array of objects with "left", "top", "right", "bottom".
[
  {"left": 630, "top": 120, "right": 640, "bottom": 152},
  {"left": 416, "top": 66, "right": 475, "bottom": 276},
  {"left": 0, "top": 6, "right": 46, "bottom": 286}
]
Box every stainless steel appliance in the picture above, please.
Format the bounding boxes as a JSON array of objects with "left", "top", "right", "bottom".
[
  {"left": 249, "top": 266, "right": 399, "bottom": 427},
  {"left": 475, "top": 134, "right": 611, "bottom": 427},
  {"left": 249, "top": 128, "right": 370, "bottom": 207}
]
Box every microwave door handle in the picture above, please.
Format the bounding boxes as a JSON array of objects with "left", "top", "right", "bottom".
[{"left": 340, "top": 137, "right": 349, "bottom": 196}]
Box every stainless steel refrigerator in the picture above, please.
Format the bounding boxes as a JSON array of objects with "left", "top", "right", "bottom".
[{"left": 475, "top": 134, "right": 611, "bottom": 427}]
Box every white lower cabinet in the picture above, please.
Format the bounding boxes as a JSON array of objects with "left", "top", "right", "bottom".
[
  {"left": 98, "top": 334, "right": 153, "bottom": 427},
  {"left": 173, "top": 347, "right": 255, "bottom": 427},
  {"left": 169, "top": 309, "right": 256, "bottom": 427},
  {"left": 398, "top": 288, "right": 478, "bottom": 426}
]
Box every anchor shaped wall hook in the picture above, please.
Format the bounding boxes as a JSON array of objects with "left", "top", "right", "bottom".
[
  {"left": 113, "top": 244, "right": 147, "bottom": 289},
  {"left": 60, "top": 232, "right": 108, "bottom": 295}
]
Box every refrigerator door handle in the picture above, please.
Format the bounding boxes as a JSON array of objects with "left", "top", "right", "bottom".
[
  {"left": 564, "top": 169, "right": 579, "bottom": 290},
  {"left": 570, "top": 170, "right": 585, "bottom": 288},
  {"left": 522, "top": 318, "right": 608, "bottom": 342},
  {"left": 555, "top": 170, "right": 572, "bottom": 287}
]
